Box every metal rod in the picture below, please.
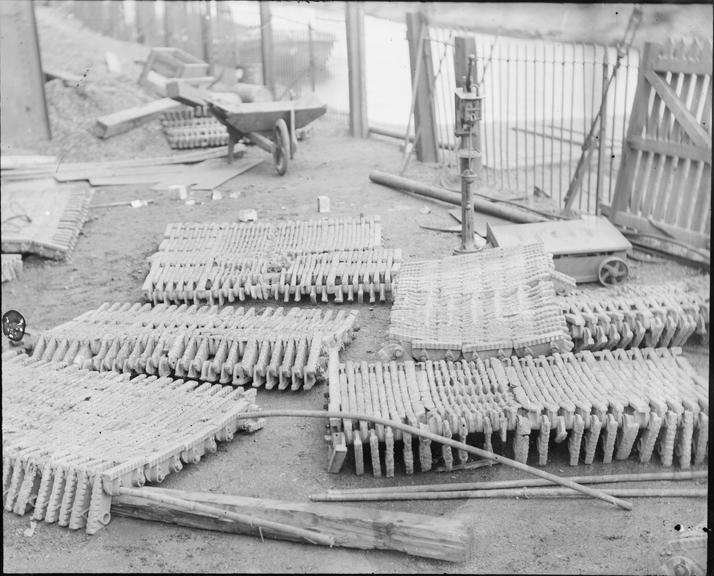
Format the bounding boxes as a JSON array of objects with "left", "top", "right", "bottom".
[
  {"left": 541, "top": 42, "right": 547, "bottom": 194},
  {"left": 549, "top": 43, "right": 556, "bottom": 197},
  {"left": 595, "top": 48, "right": 609, "bottom": 215},
  {"left": 497, "top": 43, "right": 505, "bottom": 191},
  {"left": 524, "top": 42, "right": 529, "bottom": 195},
  {"left": 455, "top": 169, "right": 478, "bottom": 253},
  {"left": 608, "top": 46, "right": 619, "bottom": 205},
  {"left": 568, "top": 43, "right": 576, "bottom": 189},
  {"left": 321, "top": 471, "right": 708, "bottom": 496},
  {"left": 559, "top": 44, "right": 566, "bottom": 206},
  {"left": 312, "top": 487, "right": 707, "bottom": 503},
  {"left": 581, "top": 43, "right": 588, "bottom": 211},
  {"left": 514, "top": 43, "right": 520, "bottom": 192},
  {"left": 233, "top": 409, "right": 634, "bottom": 510},
  {"left": 504, "top": 43, "right": 512, "bottom": 191}
]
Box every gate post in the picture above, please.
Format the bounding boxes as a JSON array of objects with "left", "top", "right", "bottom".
[
  {"left": 345, "top": 2, "right": 368, "bottom": 137},
  {"left": 406, "top": 11, "right": 439, "bottom": 162}
]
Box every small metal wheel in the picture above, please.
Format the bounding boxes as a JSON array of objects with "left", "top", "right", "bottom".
[
  {"left": 598, "top": 256, "right": 629, "bottom": 286},
  {"left": 272, "top": 118, "right": 290, "bottom": 176}
]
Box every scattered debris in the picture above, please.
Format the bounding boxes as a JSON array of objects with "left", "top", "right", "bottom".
[
  {"left": 211, "top": 190, "right": 223, "bottom": 201},
  {"left": 1, "top": 254, "right": 23, "bottom": 283},
  {"left": 2, "top": 352, "right": 264, "bottom": 534},
  {"left": 91, "top": 199, "right": 156, "bottom": 209},
  {"left": 29, "top": 302, "right": 359, "bottom": 390},
  {"left": 22, "top": 521, "right": 37, "bottom": 538},
  {"left": 112, "top": 486, "right": 472, "bottom": 561},
  {"left": 317, "top": 196, "right": 330, "bottom": 213},
  {"left": 168, "top": 185, "right": 188, "bottom": 200},
  {"left": 237, "top": 208, "right": 258, "bottom": 222},
  {"left": 142, "top": 216, "right": 401, "bottom": 305},
  {"left": 419, "top": 206, "right": 431, "bottom": 214}
]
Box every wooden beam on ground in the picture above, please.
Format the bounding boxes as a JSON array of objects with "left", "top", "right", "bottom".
[
  {"left": 43, "top": 65, "right": 84, "bottom": 86},
  {"left": 405, "top": 12, "right": 439, "bottom": 162},
  {"left": 345, "top": 2, "right": 368, "bottom": 138},
  {"left": 112, "top": 487, "right": 473, "bottom": 562},
  {"left": 94, "top": 98, "right": 183, "bottom": 138}
]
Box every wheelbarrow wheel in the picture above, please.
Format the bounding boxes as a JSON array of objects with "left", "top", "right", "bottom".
[
  {"left": 598, "top": 256, "right": 629, "bottom": 286},
  {"left": 273, "top": 118, "right": 290, "bottom": 176}
]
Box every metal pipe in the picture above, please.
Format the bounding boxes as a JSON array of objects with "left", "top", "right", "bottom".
[
  {"left": 233, "top": 409, "right": 634, "bottom": 510},
  {"left": 369, "top": 170, "right": 547, "bottom": 223},
  {"left": 455, "top": 169, "right": 478, "bottom": 253}
]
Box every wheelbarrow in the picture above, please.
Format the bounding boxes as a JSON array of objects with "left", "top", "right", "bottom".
[{"left": 207, "top": 94, "right": 327, "bottom": 176}]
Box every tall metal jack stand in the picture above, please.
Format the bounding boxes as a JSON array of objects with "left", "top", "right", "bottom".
[{"left": 453, "top": 55, "right": 484, "bottom": 255}]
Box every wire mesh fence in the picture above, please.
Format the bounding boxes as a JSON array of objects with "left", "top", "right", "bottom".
[{"left": 427, "top": 25, "right": 640, "bottom": 213}]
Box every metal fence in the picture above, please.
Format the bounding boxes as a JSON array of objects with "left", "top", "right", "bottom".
[{"left": 427, "top": 26, "right": 640, "bottom": 212}]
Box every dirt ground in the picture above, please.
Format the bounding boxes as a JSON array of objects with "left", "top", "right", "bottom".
[{"left": 2, "top": 5, "right": 709, "bottom": 574}]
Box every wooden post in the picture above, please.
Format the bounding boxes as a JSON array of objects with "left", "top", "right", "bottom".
[
  {"left": 405, "top": 12, "right": 439, "bottom": 163},
  {"left": 0, "top": 0, "right": 51, "bottom": 143},
  {"left": 454, "top": 36, "right": 477, "bottom": 89},
  {"left": 200, "top": 0, "right": 213, "bottom": 73},
  {"left": 595, "top": 50, "right": 609, "bottom": 215},
  {"left": 345, "top": 2, "right": 368, "bottom": 137},
  {"left": 609, "top": 43, "right": 655, "bottom": 214},
  {"left": 260, "top": 2, "right": 275, "bottom": 97}
]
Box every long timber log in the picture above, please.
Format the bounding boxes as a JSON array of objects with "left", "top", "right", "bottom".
[{"left": 112, "top": 486, "right": 472, "bottom": 561}]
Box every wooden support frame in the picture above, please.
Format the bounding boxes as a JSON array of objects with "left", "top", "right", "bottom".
[
  {"left": 406, "top": 12, "right": 439, "bottom": 162},
  {"left": 345, "top": 2, "right": 368, "bottom": 138}
]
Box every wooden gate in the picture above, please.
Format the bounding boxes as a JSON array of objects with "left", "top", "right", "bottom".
[{"left": 604, "top": 40, "right": 712, "bottom": 254}]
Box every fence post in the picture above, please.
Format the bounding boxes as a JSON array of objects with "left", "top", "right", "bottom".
[
  {"left": 200, "top": 0, "right": 213, "bottom": 71},
  {"left": 406, "top": 11, "right": 439, "bottom": 162},
  {"left": 260, "top": 2, "right": 275, "bottom": 96},
  {"left": 345, "top": 2, "right": 368, "bottom": 137},
  {"left": 595, "top": 50, "right": 609, "bottom": 215},
  {"left": 609, "top": 43, "right": 654, "bottom": 214},
  {"left": 308, "top": 21, "right": 316, "bottom": 93}
]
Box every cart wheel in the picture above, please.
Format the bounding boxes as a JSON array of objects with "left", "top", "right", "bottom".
[
  {"left": 273, "top": 118, "right": 290, "bottom": 176},
  {"left": 598, "top": 257, "right": 629, "bottom": 286}
]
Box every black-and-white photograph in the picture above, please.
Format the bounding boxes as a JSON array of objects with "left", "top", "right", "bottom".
[{"left": 1, "top": 1, "right": 710, "bottom": 573}]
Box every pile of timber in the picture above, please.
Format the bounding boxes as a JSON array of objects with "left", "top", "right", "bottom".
[
  {"left": 161, "top": 106, "right": 229, "bottom": 149},
  {"left": 386, "top": 244, "right": 575, "bottom": 361},
  {"left": 326, "top": 347, "right": 708, "bottom": 476},
  {"left": 29, "top": 303, "right": 360, "bottom": 390},
  {"left": 142, "top": 216, "right": 402, "bottom": 305},
  {"left": 1, "top": 351, "right": 264, "bottom": 534},
  {"left": 1, "top": 254, "right": 22, "bottom": 283},
  {"left": 559, "top": 277, "right": 710, "bottom": 351}
]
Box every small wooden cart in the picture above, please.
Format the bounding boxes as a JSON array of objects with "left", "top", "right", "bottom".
[
  {"left": 487, "top": 215, "right": 632, "bottom": 286},
  {"left": 208, "top": 95, "right": 327, "bottom": 176}
]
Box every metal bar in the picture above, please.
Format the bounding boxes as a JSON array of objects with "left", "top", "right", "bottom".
[
  {"left": 497, "top": 43, "right": 505, "bottom": 190},
  {"left": 581, "top": 43, "right": 588, "bottom": 211},
  {"left": 532, "top": 42, "right": 537, "bottom": 196},
  {"left": 549, "top": 43, "right": 555, "bottom": 197},
  {"left": 568, "top": 44, "right": 576, "bottom": 192},
  {"left": 559, "top": 44, "right": 566, "bottom": 206},
  {"left": 541, "top": 42, "right": 547, "bottom": 194},
  {"left": 489, "top": 38, "right": 498, "bottom": 188},
  {"left": 524, "top": 42, "right": 529, "bottom": 195},
  {"left": 608, "top": 47, "right": 618, "bottom": 205}
]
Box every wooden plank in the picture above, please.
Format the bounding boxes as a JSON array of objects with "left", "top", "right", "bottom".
[
  {"left": 94, "top": 98, "right": 183, "bottom": 139},
  {"left": 405, "top": 12, "right": 439, "bottom": 163},
  {"left": 345, "top": 2, "right": 368, "bottom": 138},
  {"left": 652, "top": 58, "right": 713, "bottom": 76},
  {"left": 629, "top": 136, "right": 711, "bottom": 163},
  {"left": 149, "top": 156, "right": 262, "bottom": 191},
  {"left": 609, "top": 210, "right": 709, "bottom": 249},
  {"left": 645, "top": 69, "right": 711, "bottom": 148},
  {"left": 112, "top": 487, "right": 473, "bottom": 562},
  {"left": 166, "top": 80, "right": 209, "bottom": 106},
  {"left": 0, "top": 0, "right": 51, "bottom": 144}
]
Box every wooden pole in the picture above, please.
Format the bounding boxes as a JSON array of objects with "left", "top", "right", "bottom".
[
  {"left": 200, "top": 0, "right": 213, "bottom": 73},
  {"left": 113, "top": 486, "right": 472, "bottom": 562},
  {"left": 405, "top": 12, "right": 439, "bottom": 162},
  {"left": 233, "top": 409, "right": 634, "bottom": 511},
  {"left": 259, "top": 2, "right": 275, "bottom": 98},
  {"left": 311, "top": 487, "right": 707, "bottom": 502},
  {"left": 369, "top": 170, "right": 548, "bottom": 224},
  {"left": 117, "top": 487, "right": 335, "bottom": 546},
  {"left": 345, "top": 2, "right": 368, "bottom": 137},
  {"left": 595, "top": 49, "right": 609, "bottom": 215},
  {"left": 320, "top": 470, "right": 709, "bottom": 496}
]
